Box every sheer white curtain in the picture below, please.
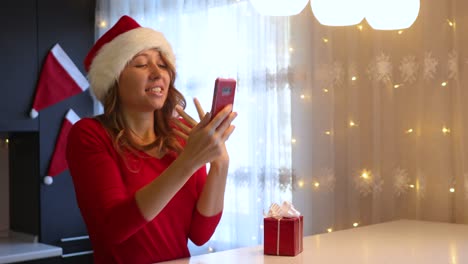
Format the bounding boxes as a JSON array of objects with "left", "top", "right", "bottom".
[
  {"left": 95, "top": 0, "right": 293, "bottom": 254},
  {"left": 290, "top": 0, "right": 468, "bottom": 236}
]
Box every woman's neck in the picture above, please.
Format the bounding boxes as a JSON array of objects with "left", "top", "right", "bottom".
[{"left": 124, "top": 111, "right": 156, "bottom": 145}]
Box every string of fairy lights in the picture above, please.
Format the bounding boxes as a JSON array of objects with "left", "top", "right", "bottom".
[{"left": 289, "top": 17, "right": 461, "bottom": 233}]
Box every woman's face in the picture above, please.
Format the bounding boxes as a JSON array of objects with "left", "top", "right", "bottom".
[{"left": 118, "top": 49, "right": 171, "bottom": 113}]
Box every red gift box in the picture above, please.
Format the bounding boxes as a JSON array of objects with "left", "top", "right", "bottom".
[{"left": 264, "top": 215, "right": 303, "bottom": 256}]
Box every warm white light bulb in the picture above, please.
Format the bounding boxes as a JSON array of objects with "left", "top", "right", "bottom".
[
  {"left": 366, "top": 0, "right": 420, "bottom": 30},
  {"left": 447, "top": 19, "right": 455, "bottom": 27},
  {"left": 361, "top": 170, "right": 369, "bottom": 179},
  {"left": 250, "top": 0, "right": 308, "bottom": 16},
  {"left": 311, "top": 0, "right": 366, "bottom": 26},
  {"left": 98, "top": 20, "right": 107, "bottom": 28},
  {"left": 298, "top": 180, "right": 305, "bottom": 188}
]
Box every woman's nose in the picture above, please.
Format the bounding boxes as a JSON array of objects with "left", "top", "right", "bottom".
[{"left": 149, "top": 64, "right": 161, "bottom": 80}]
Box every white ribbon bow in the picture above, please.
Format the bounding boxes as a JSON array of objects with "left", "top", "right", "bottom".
[{"left": 266, "top": 201, "right": 301, "bottom": 219}]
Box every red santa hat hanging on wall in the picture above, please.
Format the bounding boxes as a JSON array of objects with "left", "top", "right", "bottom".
[
  {"left": 43, "top": 109, "right": 80, "bottom": 185},
  {"left": 30, "top": 43, "right": 88, "bottom": 118}
]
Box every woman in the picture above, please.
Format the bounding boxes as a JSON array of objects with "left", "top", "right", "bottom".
[{"left": 66, "top": 15, "right": 237, "bottom": 264}]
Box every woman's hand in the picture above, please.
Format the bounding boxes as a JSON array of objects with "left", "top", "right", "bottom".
[{"left": 173, "top": 98, "right": 237, "bottom": 167}]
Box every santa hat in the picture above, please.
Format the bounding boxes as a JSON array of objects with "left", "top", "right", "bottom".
[
  {"left": 84, "top": 15, "right": 176, "bottom": 104},
  {"left": 30, "top": 44, "right": 89, "bottom": 118},
  {"left": 43, "top": 109, "right": 81, "bottom": 185}
]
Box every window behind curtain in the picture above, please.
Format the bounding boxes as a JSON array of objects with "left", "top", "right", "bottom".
[{"left": 95, "top": 0, "right": 293, "bottom": 254}]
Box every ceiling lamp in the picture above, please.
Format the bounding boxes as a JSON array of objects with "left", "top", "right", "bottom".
[
  {"left": 366, "top": 0, "right": 420, "bottom": 30},
  {"left": 250, "top": 0, "right": 309, "bottom": 16},
  {"left": 310, "top": 0, "right": 366, "bottom": 26}
]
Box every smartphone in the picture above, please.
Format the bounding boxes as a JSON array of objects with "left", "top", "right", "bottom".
[{"left": 210, "top": 77, "right": 236, "bottom": 120}]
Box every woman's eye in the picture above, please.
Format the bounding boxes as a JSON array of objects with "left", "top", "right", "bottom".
[
  {"left": 157, "top": 64, "right": 167, "bottom": 69},
  {"left": 135, "top": 64, "right": 148, "bottom": 68}
]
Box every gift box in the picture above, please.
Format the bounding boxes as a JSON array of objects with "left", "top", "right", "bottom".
[{"left": 263, "top": 202, "right": 303, "bottom": 256}]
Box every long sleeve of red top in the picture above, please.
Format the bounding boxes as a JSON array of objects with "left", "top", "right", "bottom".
[{"left": 66, "top": 118, "right": 222, "bottom": 264}]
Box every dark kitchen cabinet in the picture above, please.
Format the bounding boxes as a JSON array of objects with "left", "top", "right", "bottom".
[
  {"left": 1, "top": 1, "right": 96, "bottom": 263},
  {"left": 0, "top": 0, "right": 39, "bottom": 131}
]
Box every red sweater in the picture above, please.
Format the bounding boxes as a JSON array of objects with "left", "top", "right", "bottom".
[{"left": 66, "top": 118, "right": 222, "bottom": 264}]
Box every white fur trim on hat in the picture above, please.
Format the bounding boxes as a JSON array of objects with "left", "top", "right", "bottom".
[{"left": 87, "top": 27, "right": 175, "bottom": 103}]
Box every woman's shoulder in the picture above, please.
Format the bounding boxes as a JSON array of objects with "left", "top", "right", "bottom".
[
  {"left": 70, "top": 116, "right": 108, "bottom": 139},
  {"left": 72, "top": 117, "right": 101, "bottom": 130}
]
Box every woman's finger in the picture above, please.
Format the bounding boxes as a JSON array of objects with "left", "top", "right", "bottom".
[
  {"left": 216, "top": 111, "right": 237, "bottom": 134},
  {"left": 173, "top": 118, "right": 191, "bottom": 134},
  {"left": 222, "top": 125, "right": 236, "bottom": 142},
  {"left": 173, "top": 129, "right": 189, "bottom": 141},
  {"left": 209, "top": 104, "right": 233, "bottom": 130},
  {"left": 175, "top": 105, "right": 198, "bottom": 127},
  {"left": 193, "top": 98, "right": 206, "bottom": 120},
  {"left": 198, "top": 111, "right": 212, "bottom": 127}
]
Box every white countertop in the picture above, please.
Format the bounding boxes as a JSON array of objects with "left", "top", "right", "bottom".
[
  {"left": 0, "top": 231, "right": 62, "bottom": 264},
  {"left": 161, "top": 219, "right": 468, "bottom": 264}
]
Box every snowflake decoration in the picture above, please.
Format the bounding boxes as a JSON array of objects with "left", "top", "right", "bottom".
[
  {"left": 399, "top": 56, "right": 419, "bottom": 84},
  {"left": 373, "top": 173, "right": 384, "bottom": 194},
  {"left": 393, "top": 167, "right": 410, "bottom": 197},
  {"left": 375, "top": 52, "right": 393, "bottom": 83},
  {"left": 348, "top": 62, "right": 358, "bottom": 79},
  {"left": 232, "top": 166, "right": 252, "bottom": 187},
  {"left": 331, "top": 61, "right": 344, "bottom": 88},
  {"left": 313, "top": 168, "right": 336, "bottom": 192},
  {"left": 354, "top": 172, "right": 373, "bottom": 196},
  {"left": 278, "top": 167, "right": 296, "bottom": 192},
  {"left": 287, "top": 66, "right": 307, "bottom": 89},
  {"left": 367, "top": 52, "right": 393, "bottom": 84},
  {"left": 353, "top": 169, "right": 384, "bottom": 197},
  {"left": 423, "top": 52, "right": 438, "bottom": 81},
  {"left": 448, "top": 50, "right": 459, "bottom": 79}
]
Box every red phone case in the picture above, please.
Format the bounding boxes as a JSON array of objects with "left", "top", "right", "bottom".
[{"left": 210, "top": 78, "right": 236, "bottom": 120}]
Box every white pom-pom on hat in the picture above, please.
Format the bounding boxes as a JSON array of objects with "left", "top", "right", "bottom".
[
  {"left": 43, "top": 176, "right": 53, "bottom": 185},
  {"left": 30, "top": 109, "right": 39, "bottom": 119}
]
